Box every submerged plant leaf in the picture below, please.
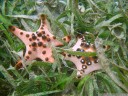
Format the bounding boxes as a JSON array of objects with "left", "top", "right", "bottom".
[
  {"left": 6, "top": 15, "right": 38, "bottom": 20},
  {"left": 0, "top": 15, "right": 11, "bottom": 25},
  {"left": 95, "top": 14, "right": 123, "bottom": 29},
  {"left": 24, "top": 90, "right": 62, "bottom": 96}
]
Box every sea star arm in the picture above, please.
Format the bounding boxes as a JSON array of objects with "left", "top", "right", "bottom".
[
  {"left": 37, "top": 14, "right": 53, "bottom": 37},
  {"left": 9, "top": 26, "right": 32, "bottom": 45},
  {"left": 37, "top": 14, "right": 63, "bottom": 47}
]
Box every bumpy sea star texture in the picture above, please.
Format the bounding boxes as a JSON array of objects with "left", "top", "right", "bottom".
[
  {"left": 9, "top": 14, "right": 63, "bottom": 65},
  {"left": 62, "top": 35, "right": 101, "bottom": 78}
]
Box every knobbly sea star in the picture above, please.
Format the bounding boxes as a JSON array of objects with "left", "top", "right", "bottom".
[
  {"left": 9, "top": 14, "right": 63, "bottom": 68},
  {"left": 62, "top": 35, "right": 101, "bottom": 78}
]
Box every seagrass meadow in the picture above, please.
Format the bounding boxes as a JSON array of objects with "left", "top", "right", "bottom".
[{"left": 0, "top": 0, "right": 128, "bottom": 96}]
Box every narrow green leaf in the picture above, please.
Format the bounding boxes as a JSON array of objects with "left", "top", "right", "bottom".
[
  {"left": 0, "top": 24, "right": 13, "bottom": 45},
  {"left": 77, "top": 74, "right": 91, "bottom": 90},
  {"left": 57, "top": 48, "right": 96, "bottom": 57},
  {"left": 0, "top": 15, "right": 11, "bottom": 25},
  {"left": 88, "top": 79, "right": 94, "bottom": 96},
  {"left": 0, "top": 65, "right": 16, "bottom": 88},
  {"left": 95, "top": 14, "right": 123, "bottom": 29},
  {"left": 1, "top": 0, "right": 6, "bottom": 15},
  {"left": 24, "top": 90, "right": 62, "bottom": 96},
  {"left": 6, "top": 15, "right": 38, "bottom": 20},
  {"left": 57, "top": 10, "right": 71, "bottom": 20},
  {"left": 55, "top": 20, "right": 68, "bottom": 36},
  {"left": 97, "top": 73, "right": 124, "bottom": 93}
]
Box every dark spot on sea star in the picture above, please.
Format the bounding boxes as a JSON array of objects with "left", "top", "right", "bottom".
[
  {"left": 68, "top": 54, "right": 71, "bottom": 57},
  {"left": 38, "top": 42, "right": 43, "bottom": 46},
  {"left": 32, "top": 34, "right": 37, "bottom": 40},
  {"left": 47, "top": 38, "right": 51, "bottom": 42},
  {"left": 31, "top": 42, "right": 37, "bottom": 47},
  {"left": 45, "top": 57, "right": 49, "bottom": 61},
  {"left": 85, "top": 57, "right": 91, "bottom": 65},
  {"left": 37, "top": 39, "right": 39, "bottom": 41},
  {"left": 26, "top": 56, "right": 29, "bottom": 59},
  {"left": 87, "top": 61, "right": 92, "bottom": 65},
  {"left": 37, "top": 33, "right": 42, "bottom": 37},
  {"left": 42, "top": 35, "right": 47, "bottom": 40},
  {"left": 42, "top": 31, "right": 45, "bottom": 34},
  {"left": 26, "top": 34, "right": 29, "bottom": 37},
  {"left": 29, "top": 38, "right": 32, "bottom": 41},
  {"left": 9, "top": 26, "right": 15, "bottom": 31},
  {"left": 80, "top": 59, "right": 85, "bottom": 64},
  {"left": 28, "top": 51, "right": 32, "bottom": 54},
  {"left": 82, "top": 65, "right": 87, "bottom": 69},
  {"left": 53, "top": 36, "right": 56, "bottom": 39},
  {"left": 20, "top": 32, "right": 23, "bottom": 35},
  {"left": 42, "top": 51, "right": 46, "bottom": 54}
]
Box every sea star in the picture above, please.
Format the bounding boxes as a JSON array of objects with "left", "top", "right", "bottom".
[
  {"left": 62, "top": 35, "right": 101, "bottom": 78},
  {"left": 9, "top": 14, "right": 63, "bottom": 68}
]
